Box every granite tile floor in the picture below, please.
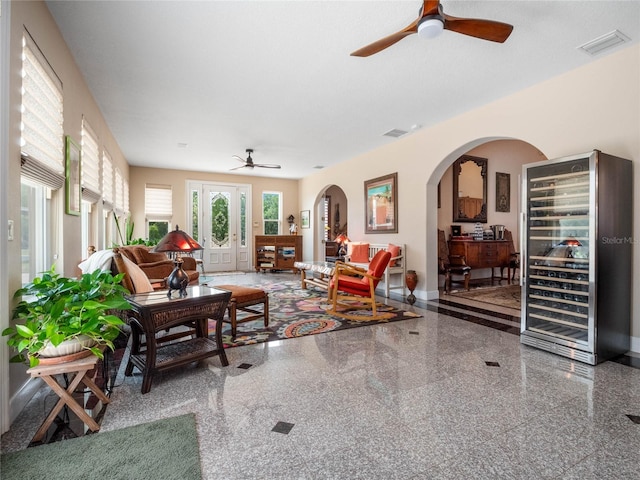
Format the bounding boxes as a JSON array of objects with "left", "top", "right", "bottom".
[{"left": 3, "top": 272, "right": 640, "bottom": 479}]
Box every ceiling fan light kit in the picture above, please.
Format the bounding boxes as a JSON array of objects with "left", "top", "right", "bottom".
[
  {"left": 418, "top": 16, "right": 444, "bottom": 39},
  {"left": 350, "top": 0, "right": 513, "bottom": 57}
]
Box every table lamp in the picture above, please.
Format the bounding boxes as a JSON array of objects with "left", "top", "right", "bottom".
[
  {"left": 334, "top": 233, "right": 350, "bottom": 258},
  {"left": 151, "top": 225, "right": 202, "bottom": 298}
]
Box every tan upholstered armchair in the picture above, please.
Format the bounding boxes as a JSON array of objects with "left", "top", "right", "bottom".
[{"left": 116, "top": 245, "right": 199, "bottom": 287}]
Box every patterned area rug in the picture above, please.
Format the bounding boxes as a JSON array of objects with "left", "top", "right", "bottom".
[
  {"left": 207, "top": 280, "right": 422, "bottom": 348},
  {"left": 448, "top": 284, "right": 521, "bottom": 310}
]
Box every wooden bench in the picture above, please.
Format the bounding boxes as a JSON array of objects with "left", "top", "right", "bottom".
[{"left": 345, "top": 243, "right": 406, "bottom": 298}]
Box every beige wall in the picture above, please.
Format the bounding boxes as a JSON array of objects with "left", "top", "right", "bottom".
[
  {"left": 438, "top": 139, "right": 544, "bottom": 238},
  {"left": 129, "top": 166, "right": 299, "bottom": 244},
  {"left": 299, "top": 44, "right": 640, "bottom": 349},
  {"left": 3, "top": 1, "right": 129, "bottom": 428}
]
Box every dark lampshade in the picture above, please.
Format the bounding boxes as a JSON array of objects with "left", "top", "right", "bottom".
[
  {"left": 152, "top": 225, "right": 202, "bottom": 254},
  {"left": 151, "top": 226, "right": 202, "bottom": 298}
]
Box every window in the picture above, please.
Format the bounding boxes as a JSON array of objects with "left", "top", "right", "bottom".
[
  {"left": 20, "top": 30, "right": 63, "bottom": 283},
  {"left": 21, "top": 180, "right": 51, "bottom": 284},
  {"left": 101, "top": 150, "right": 114, "bottom": 246},
  {"left": 114, "top": 167, "right": 124, "bottom": 215},
  {"left": 262, "top": 192, "right": 281, "bottom": 235},
  {"left": 145, "top": 184, "right": 172, "bottom": 244},
  {"left": 20, "top": 31, "right": 64, "bottom": 175},
  {"left": 81, "top": 118, "right": 100, "bottom": 252},
  {"left": 81, "top": 200, "right": 91, "bottom": 257}
]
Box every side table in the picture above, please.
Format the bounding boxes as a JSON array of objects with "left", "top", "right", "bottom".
[
  {"left": 124, "top": 285, "right": 231, "bottom": 394},
  {"left": 27, "top": 352, "right": 109, "bottom": 443}
]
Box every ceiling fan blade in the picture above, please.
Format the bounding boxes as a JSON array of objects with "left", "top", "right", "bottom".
[
  {"left": 350, "top": 0, "right": 441, "bottom": 57},
  {"left": 255, "top": 164, "right": 281, "bottom": 169},
  {"left": 443, "top": 15, "right": 513, "bottom": 43},
  {"left": 232, "top": 155, "right": 246, "bottom": 163},
  {"left": 229, "top": 165, "right": 247, "bottom": 171},
  {"left": 351, "top": 28, "right": 418, "bottom": 57}
]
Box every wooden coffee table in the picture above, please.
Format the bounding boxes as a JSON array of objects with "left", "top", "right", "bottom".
[{"left": 124, "top": 285, "right": 231, "bottom": 394}]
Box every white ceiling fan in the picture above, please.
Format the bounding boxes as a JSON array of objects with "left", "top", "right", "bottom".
[{"left": 231, "top": 148, "right": 281, "bottom": 170}]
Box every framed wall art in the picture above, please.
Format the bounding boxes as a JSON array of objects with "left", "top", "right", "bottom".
[
  {"left": 65, "top": 135, "right": 82, "bottom": 216},
  {"left": 496, "top": 172, "right": 510, "bottom": 212},
  {"left": 300, "top": 210, "right": 310, "bottom": 229},
  {"left": 364, "top": 172, "right": 397, "bottom": 234}
]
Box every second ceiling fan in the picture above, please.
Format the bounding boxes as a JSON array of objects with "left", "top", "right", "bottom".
[
  {"left": 231, "top": 149, "right": 281, "bottom": 171},
  {"left": 351, "top": 0, "right": 513, "bottom": 57}
]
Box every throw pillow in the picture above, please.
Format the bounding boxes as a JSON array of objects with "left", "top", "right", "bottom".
[
  {"left": 387, "top": 243, "right": 401, "bottom": 267},
  {"left": 122, "top": 256, "right": 154, "bottom": 293},
  {"left": 350, "top": 243, "right": 370, "bottom": 263}
]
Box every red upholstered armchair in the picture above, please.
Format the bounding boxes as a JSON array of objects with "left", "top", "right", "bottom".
[{"left": 328, "top": 250, "right": 392, "bottom": 320}]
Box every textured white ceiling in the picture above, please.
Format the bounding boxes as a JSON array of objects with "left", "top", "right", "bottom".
[{"left": 46, "top": 0, "right": 640, "bottom": 179}]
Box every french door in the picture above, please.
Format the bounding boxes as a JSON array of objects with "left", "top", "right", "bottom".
[{"left": 188, "top": 182, "right": 250, "bottom": 273}]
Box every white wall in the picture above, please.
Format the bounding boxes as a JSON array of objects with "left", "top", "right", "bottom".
[{"left": 298, "top": 44, "right": 640, "bottom": 351}]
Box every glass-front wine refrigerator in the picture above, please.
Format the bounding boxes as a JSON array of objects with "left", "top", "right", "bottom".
[{"left": 520, "top": 150, "right": 632, "bottom": 365}]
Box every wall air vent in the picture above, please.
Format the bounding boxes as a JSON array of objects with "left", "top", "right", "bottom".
[
  {"left": 578, "top": 30, "right": 630, "bottom": 56},
  {"left": 383, "top": 129, "right": 408, "bottom": 138}
]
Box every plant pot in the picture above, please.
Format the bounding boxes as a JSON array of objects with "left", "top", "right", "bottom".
[{"left": 39, "top": 334, "right": 97, "bottom": 358}]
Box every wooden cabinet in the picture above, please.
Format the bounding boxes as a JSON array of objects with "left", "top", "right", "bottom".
[
  {"left": 448, "top": 239, "right": 510, "bottom": 279},
  {"left": 255, "top": 235, "right": 302, "bottom": 272}
]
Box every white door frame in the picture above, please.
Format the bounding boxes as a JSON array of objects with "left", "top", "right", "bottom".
[{"left": 186, "top": 180, "right": 251, "bottom": 273}]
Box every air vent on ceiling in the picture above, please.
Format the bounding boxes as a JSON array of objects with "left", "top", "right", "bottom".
[
  {"left": 383, "top": 128, "right": 408, "bottom": 138},
  {"left": 578, "top": 30, "right": 630, "bottom": 56}
]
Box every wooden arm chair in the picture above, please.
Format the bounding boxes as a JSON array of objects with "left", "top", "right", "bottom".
[
  {"left": 438, "top": 229, "right": 471, "bottom": 293},
  {"left": 328, "top": 250, "right": 392, "bottom": 320},
  {"left": 501, "top": 229, "right": 520, "bottom": 281}
]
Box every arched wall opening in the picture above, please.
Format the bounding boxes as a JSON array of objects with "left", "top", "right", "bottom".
[
  {"left": 312, "top": 184, "right": 348, "bottom": 261},
  {"left": 425, "top": 137, "right": 548, "bottom": 299}
]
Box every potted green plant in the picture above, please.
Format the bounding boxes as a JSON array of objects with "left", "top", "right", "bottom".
[{"left": 2, "top": 267, "right": 132, "bottom": 367}]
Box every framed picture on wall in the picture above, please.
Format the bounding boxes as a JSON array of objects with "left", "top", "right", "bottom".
[
  {"left": 65, "top": 135, "right": 82, "bottom": 216},
  {"left": 300, "top": 210, "right": 310, "bottom": 229},
  {"left": 496, "top": 172, "right": 510, "bottom": 212},
  {"left": 365, "top": 172, "right": 398, "bottom": 233}
]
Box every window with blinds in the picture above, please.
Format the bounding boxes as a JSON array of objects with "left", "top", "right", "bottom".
[
  {"left": 124, "top": 179, "right": 130, "bottom": 214},
  {"left": 81, "top": 117, "right": 101, "bottom": 202},
  {"left": 145, "top": 185, "right": 173, "bottom": 219},
  {"left": 102, "top": 150, "right": 113, "bottom": 209},
  {"left": 114, "top": 168, "right": 124, "bottom": 214},
  {"left": 20, "top": 30, "right": 64, "bottom": 189}
]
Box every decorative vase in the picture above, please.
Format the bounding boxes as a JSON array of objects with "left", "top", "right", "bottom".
[{"left": 406, "top": 270, "right": 418, "bottom": 305}]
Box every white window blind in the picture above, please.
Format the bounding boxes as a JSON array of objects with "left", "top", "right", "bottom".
[
  {"left": 145, "top": 184, "right": 172, "bottom": 219},
  {"left": 114, "top": 167, "right": 124, "bottom": 214},
  {"left": 20, "top": 30, "right": 64, "bottom": 188},
  {"left": 124, "top": 178, "right": 130, "bottom": 214},
  {"left": 81, "top": 117, "right": 101, "bottom": 202},
  {"left": 102, "top": 150, "right": 113, "bottom": 209}
]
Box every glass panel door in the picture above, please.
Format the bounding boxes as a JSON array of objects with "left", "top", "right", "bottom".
[{"left": 523, "top": 156, "right": 593, "bottom": 348}]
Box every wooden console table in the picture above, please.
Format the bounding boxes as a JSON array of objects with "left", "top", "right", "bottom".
[
  {"left": 124, "top": 285, "right": 231, "bottom": 394},
  {"left": 448, "top": 239, "right": 511, "bottom": 283}
]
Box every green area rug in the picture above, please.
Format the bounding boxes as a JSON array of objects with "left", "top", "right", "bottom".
[
  {"left": 449, "top": 284, "right": 521, "bottom": 310},
  {"left": 207, "top": 280, "right": 422, "bottom": 347},
  {"left": 1, "top": 414, "right": 201, "bottom": 480}
]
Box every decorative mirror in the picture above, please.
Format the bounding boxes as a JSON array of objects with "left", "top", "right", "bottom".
[{"left": 453, "top": 155, "right": 488, "bottom": 223}]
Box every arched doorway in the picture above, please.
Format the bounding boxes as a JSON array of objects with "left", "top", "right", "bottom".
[
  {"left": 425, "top": 138, "right": 547, "bottom": 298},
  {"left": 313, "top": 185, "right": 347, "bottom": 261}
]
